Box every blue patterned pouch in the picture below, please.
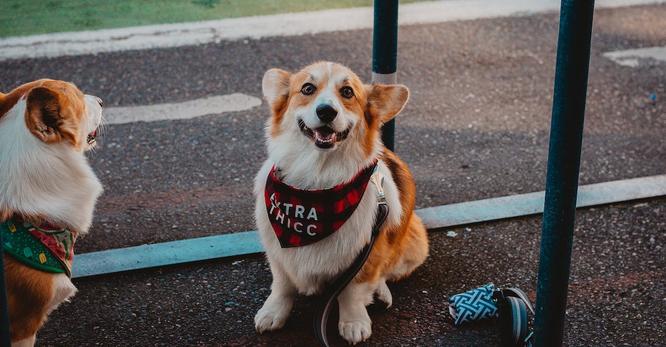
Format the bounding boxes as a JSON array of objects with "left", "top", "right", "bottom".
[{"left": 448, "top": 283, "right": 499, "bottom": 326}]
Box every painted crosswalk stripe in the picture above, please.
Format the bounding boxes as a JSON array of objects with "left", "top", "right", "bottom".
[
  {"left": 603, "top": 46, "right": 666, "bottom": 67},
  {"left": 104, "top": 93, "right": 262, "bottom": 125}
]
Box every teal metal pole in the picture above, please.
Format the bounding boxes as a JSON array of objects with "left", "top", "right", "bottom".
[
  {"left": 372, "top": 0, "right": 399, "bottom": 151},
  {"left": 0, "top": 231, "right": 11, "bottom": 346},
  {"left": 534, "top": 0, "right": 595, "bottom": 346}
]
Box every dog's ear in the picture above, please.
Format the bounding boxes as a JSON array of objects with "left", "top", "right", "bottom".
[
  {"left": 365, "top": 84, "right": 409, "bottom": 123},
  {"left": 25, "top": 87, "right": 78, "bottom": 146},
  {"left": 262, "top": 68, "right": 291, "bottom": 108}
]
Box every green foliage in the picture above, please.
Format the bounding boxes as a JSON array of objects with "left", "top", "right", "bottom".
[{"left": 192, "top": 0, "right": 221, "bottom": 9}]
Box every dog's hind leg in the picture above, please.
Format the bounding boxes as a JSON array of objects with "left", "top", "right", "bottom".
[
  {"left": 254, "top": 260, "right": 296, "bottom": 333},
  {"left": 375, "top": 279, "right": 392, "bottom": 308},
  {"left": 387, "top": 214, "right": 429, "bottom": 281}
]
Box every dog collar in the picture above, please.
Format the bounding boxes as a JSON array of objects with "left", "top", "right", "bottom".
[
  {"left": 1, "top": 217, "right": 77, "bottom": 277},
  {"left": 265, "top": 161, "right": 378, "bottom": 248}
]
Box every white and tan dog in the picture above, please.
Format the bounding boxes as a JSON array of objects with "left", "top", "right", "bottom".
[
  {"left": 0, "top": 79, "right": 104, "bottom": 346},
  {"left": 254, "top": 62, "right": 428, "bottom": 344}
]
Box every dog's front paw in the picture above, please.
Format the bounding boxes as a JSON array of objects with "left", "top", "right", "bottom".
[
  {"left": 338, "top": 319, "right": 372, "bottom": 345},
  {"left": 254, "top": 300, "right": 291, "bottom": 333}
]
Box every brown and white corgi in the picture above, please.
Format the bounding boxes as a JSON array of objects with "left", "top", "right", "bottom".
[
  {"left": 0, "top": 79, "right": 104, "bottom": 346},
  {"left": 254, "top": 62, "right": 428, "bottom": 344}
]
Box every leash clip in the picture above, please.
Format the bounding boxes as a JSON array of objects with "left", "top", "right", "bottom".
[{"left": 370, "top": 169, "right": 386, "bottom": 205}]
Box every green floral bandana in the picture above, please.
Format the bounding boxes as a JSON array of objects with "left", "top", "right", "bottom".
[{"left": 1, "top": 218, "right": 77, "bottom": 277}]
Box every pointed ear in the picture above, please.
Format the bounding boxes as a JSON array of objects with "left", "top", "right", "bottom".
[
  {"left": 262, "top": 68, "right": 291, "bottom": 107},
  {"left": 365, "top": 84, "right": 410, "bottom": 123},
  {"left": 25, "top": 87, "right": 76, "bottom": 145}
]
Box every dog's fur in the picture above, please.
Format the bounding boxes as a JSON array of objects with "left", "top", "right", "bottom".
[
  {"left": 0, "top": 79, "right": 103, "bottom": 346},
  {"left": 254, "top": 62, "right": 428, "bottom": 344}
]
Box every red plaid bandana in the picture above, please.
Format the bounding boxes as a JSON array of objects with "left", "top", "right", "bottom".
[{"left": 265, "top": 162, "right": 377, "bottom": 248}]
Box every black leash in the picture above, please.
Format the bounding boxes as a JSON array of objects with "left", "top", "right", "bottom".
[{"left": 313, "top": 172, "right": 389, "bottom": 347}]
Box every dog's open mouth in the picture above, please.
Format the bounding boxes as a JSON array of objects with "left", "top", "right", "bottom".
[
  {"left": 87, "top": 129, "right": 98, "bottom": 145},
  {"left": 298, "top": 119, "right": 351, "bottom": 149}
]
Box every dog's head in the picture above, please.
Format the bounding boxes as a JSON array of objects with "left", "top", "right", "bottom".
[
  {"left": 0, "top": 79, "right": 103, "bottom": 151},
  {"left": 0, "top": 79, "right": 104, "bottom": 229},
  {"left": 262, "top": 62, "right": 409, "bottom": 157}
]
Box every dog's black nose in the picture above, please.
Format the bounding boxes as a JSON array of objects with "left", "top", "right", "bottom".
[{"left": 316, "top": 104, "right": 338, "bottom": 123}]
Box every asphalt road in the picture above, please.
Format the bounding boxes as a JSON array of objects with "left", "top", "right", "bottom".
[
  {"left": 34, "top": 198, "right": 666, "bottom": 346},
  {"left": 0, "top": 3, "right": 664, "bottom": 346}
]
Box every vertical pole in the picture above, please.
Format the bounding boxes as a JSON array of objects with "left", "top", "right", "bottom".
[
  {"left": 534, "top": 1, "right": 595, "bottom": 346},
  {"left": 0, "top": 232, "right": 11, "bottom": 346},
  {"left": 372, "top": 0, "right": 399, "bottom": 151}
]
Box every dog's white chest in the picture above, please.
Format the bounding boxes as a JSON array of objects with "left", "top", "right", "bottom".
[
  {"left": 253, "top": 163, "right": 385, "bottom": 294},
  {"left": 254, "top": 159, "right": 402, "bottom": 294}
]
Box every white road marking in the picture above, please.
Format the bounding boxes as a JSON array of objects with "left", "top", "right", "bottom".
[
  {"left": 104, "top": 93, "right": 262, "bottom": 125},
  {"left": 0, "top": 0, "right": 662, "bottom": 61},
  {"left": 603, "top": 46, "right": 666, "bottom": 67}
]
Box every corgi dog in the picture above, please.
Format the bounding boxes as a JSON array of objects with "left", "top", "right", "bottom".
[
  {"left": 254, "top": 62, "right": 428, "bottom": 344},
  {"left": 0, "top": 79, "right": 104, "bottom": 346}
]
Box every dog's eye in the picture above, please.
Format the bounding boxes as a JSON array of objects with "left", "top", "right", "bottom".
[
  {"left": 340, "top": 86, "right": 354, "bottom": 99},
  {"left": 301, "top": 83, "right": 316, "bottom": 96}
]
